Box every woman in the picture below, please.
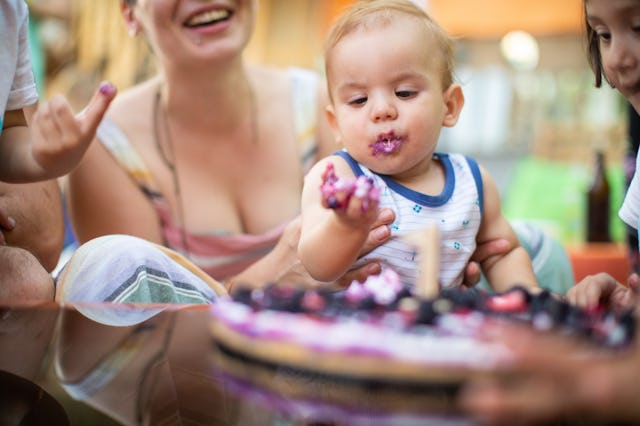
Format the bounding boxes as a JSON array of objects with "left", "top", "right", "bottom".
[{"left": 62, "top": 0, "right": 395, "bottom": 301}]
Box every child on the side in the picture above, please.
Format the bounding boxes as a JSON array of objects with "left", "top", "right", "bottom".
[{"left": 461, "top": 2, "right": 640, "bottom": 423}]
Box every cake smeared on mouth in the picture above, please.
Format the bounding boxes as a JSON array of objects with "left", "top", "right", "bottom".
[
  {"left": 369, "top": 131, "right": 403, "bottom": 156},
  {"left": 320, "top": 162, "right": 379, "bottom": 210}
]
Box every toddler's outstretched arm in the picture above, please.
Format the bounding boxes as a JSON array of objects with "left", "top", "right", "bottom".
[{"left": 299, "top": 159, "right": 380, "bottom": 282}]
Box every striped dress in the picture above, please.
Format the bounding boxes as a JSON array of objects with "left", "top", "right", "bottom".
[
  {"left": 96, "top": 68, "right": 320, "bottom": 282},
  {"left": 334, "top": 150, "right": 484, "bottom": 289}
]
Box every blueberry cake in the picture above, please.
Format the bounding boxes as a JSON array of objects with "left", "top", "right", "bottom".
[{"left": 210, "top": 271, "right": 634, "bottom": 386}]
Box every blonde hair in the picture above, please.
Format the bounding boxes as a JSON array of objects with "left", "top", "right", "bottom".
[
  {"left": 47, "top": 0, "right": 155, "bottom": 109},
  {"left": 74, "top": 0, "right": 154, "bottom": 89},
  {"left": 324, "top": 0, "right": 455, "bottom": 88}
]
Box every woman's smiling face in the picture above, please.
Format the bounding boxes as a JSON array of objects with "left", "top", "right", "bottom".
[{"left": 123, "top": 0, "right": 256, "bottom": 66}]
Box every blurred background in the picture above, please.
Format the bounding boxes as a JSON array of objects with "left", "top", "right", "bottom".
[{"left": 26, "top": 0, "right": 634, "bottom": 268}]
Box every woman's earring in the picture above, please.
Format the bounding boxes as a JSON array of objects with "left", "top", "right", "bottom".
[{"left": 128, "top": 23, "right": 141, "bottom": 37}]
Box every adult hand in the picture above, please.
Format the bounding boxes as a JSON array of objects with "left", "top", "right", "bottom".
[
  {"left": 332, "top": 207, "right": 394, "bottom": 286},
  {"left": 230, "top": 209, "right": 395, "bottom": 292},
  {"left": 566, "top": 272, "right": 639, "bottom": 312},
  {"left": 288, "top": 208, "right": 394, "bottom": 288},
  {"left": 30, "top": 81, "right": 117, "bottom": 178},
  {"left": 459, "top": 321, "right": 640, "bottom": 425},
  {"left": 461, "top": 238, "right": 512, "bottom": 288}
]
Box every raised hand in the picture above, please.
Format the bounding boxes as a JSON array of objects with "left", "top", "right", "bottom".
[
  {"left": 30, "top": 81, "right": 117, "bottom": 179},
  {"left": 320, "top": 162, "right": 380, "bottom": 228}
]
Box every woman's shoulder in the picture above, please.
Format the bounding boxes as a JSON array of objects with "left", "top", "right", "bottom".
[
  {"left": 106, "top": 77, "right": 159, "bottom": 128},
  {"left": 250, "top": 65, "right": 319, "bottom": 94},
  {"left": 250, "top": 64, "right": 317, "bottom": 79}
]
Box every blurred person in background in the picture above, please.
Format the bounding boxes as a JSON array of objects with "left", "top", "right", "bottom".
[
  {"left": 460, "top": 0, "right": 640, "bottom": 424},
  {"left": 1, "top": 0, "right": 115, "bottom": 301}
]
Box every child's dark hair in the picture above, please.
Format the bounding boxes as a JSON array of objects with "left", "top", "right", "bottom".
[{"left": 584, "top": 3, "right": 605, "bottom": 88}]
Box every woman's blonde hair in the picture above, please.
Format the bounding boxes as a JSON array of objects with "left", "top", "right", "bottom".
[
  {"left": 47, "top": 0, "right": 154, "bottom": 108},
  {"left": 324, "top": 0, "right": 455, "bottom": 88},
  {"left": 74, "top": 0, "right": 153, "bottom": 89}
]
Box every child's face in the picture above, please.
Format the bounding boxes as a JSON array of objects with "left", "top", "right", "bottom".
[
  {"left": 325, "top": 18, "right": 461, "bottom": 179},
  {"left": 586, "top": 0, "right": 640, "bottom": 111}
]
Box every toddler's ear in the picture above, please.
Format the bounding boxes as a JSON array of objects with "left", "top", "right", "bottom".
[
  {"left": 325, "top": 104, "right": 343, "bottom": 145},
  {"left": 442, "top": 84, "right": 464, "bottom": 128}
]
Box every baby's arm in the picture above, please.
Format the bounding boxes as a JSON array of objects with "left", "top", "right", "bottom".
[
  {"left": 299, "top": 157, "right": 380, "bottom": 282},
  {"left": 475, "top": 166, "right": 539, "bottom": 293},
  {"left": 0, "top": 82, "right": 116, "bottom": 183}
]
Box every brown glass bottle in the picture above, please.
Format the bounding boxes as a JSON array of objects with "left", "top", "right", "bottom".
[{"left": 586, "top": 150, "right": 611, "bottom": 242}]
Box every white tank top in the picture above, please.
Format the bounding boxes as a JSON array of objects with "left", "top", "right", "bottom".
[{"left": 335, "top": 150, "right": 484, "bottom": 289}]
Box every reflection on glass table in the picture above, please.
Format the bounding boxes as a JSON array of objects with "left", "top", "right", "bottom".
[
  {"left": 1, "top": 301, "right": 478, "bottom": 426},
  {"left": 2, "top": 284, "right": 636, "bottom": 426}
]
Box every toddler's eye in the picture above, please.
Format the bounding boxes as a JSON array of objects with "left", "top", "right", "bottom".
[
  {"left": 349, "top": 97, "right": 367, "bottom": 106},
  {"left": 396, "top": 90, "right": 417, "bottom": 99}
]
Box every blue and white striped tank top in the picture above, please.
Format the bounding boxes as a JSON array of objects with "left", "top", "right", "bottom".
[{"left": 335, "top": 150, "right": 484, "bottom": 289}]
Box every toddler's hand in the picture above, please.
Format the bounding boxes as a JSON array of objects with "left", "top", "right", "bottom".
[
  {"left": 320, "top": 162, "right": 353, "bottom": 209},
  {"left": 30, "top": 81, "right": 117, "bottom": 177},
  {"left": 320, "top": 163, "right": 380, "bottom": 225}
]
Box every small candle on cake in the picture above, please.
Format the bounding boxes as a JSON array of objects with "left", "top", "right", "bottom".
[{"left": 403, "top": 223, "right": 440, "bottom": 299}]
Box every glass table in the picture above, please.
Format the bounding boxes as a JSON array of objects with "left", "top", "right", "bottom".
[
  {"left": 1, "top": 302, "right": 477, "bottom": 426},
  {"left": 4, "top": 299, "right": 636, "bottom": 426}
]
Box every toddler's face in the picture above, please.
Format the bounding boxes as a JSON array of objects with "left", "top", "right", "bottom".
[
  {"left": 325, "top": 18, "right": 454, "bottom": 179},
  {"left": 586, "top": 0, "right": 640, "bottom": 111}
]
